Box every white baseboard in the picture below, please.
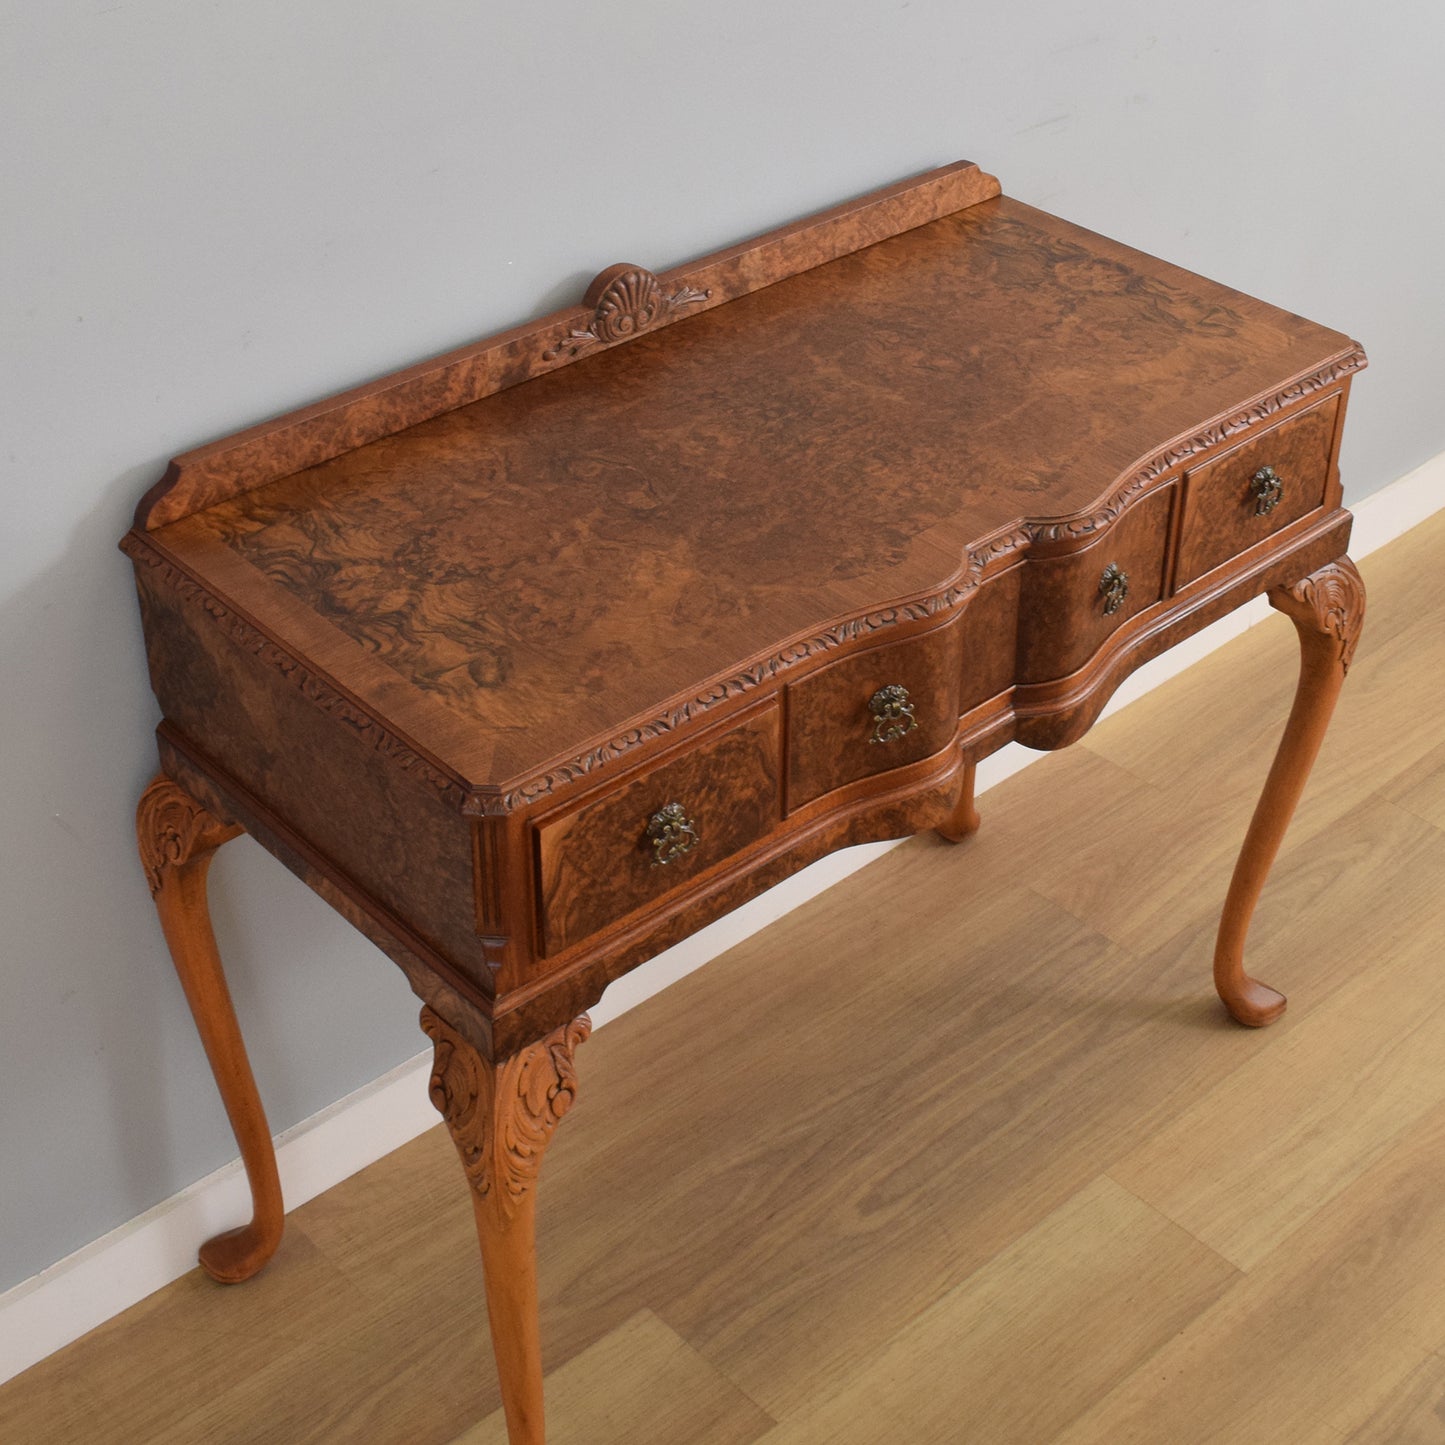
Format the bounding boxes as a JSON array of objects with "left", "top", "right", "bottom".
[
  {"left": 2, "top": 451, "right": 1439, "bottom": 1386},
  {"left": 0, "top": 1051, "right": 439, "bottom": 1386}
]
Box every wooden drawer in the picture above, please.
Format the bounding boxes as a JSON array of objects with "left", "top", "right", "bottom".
[
  {"left": 1176, "top": 393, "right": 1339, "bottom": 588},
  {"left": 1017, "top": 484, "right": 1173, "bottom": 683},
  {"left": 785, "top": 615, "right": 961, "bottom": 810},
  {"left": 535, "top": 700, "right": 782, "bottom": 955}
]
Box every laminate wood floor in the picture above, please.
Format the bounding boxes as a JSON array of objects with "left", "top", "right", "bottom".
[{"left": 6, "top": 513, "right": 1445, "bottom": 1444}]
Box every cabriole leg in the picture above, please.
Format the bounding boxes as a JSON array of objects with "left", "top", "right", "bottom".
[
  {"left": 937, "top": 758, "right": 982, "bottom": 843},
  {"left": 422, "top": 1007, "right": 591, "bottom": 1445},
  {"left": 1214, "top": 557, "right": 1366, "bottom": 1026},
  {"left": 136, "top": 774, "right": 284, "bottom": 1281}
]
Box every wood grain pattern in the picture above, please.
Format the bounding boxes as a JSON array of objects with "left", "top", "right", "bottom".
[
  {"left": 156, "top": 723, "right": 497, "bottom": 1055},
  {"left": 130, "top": 190, "right": 1364, "bottom": 802},
  {"left": 1114, "top": 903, "right": 1445, "bottom": 1270},
  {"left": 456, "top": 1311, "right": 775, "bottom": 1445},
  {"left": 1012, "top": 510, "right": 1352, "bottom": 755},
  {"left": 119, "top": 164, "right": 1369, "bottom": 1071},
  {"left": 114, "top": 163, "right": 1376, "bottom": 1445},
  {"left": 756, "top": 1177, "right": 1238, "bottom": 1445},
  {"left": 1016, "top": 480, "right": 1174, "bottom": 683},
  {"left": 784, "top": 611, "right": 961, "bottom": 808},
  {"left": 1057, "top": 1102, "right": 1445, "bottom": 1444},
  {"left": 1340, "top": 1352, "right": 1445, "bottom": 1444}
]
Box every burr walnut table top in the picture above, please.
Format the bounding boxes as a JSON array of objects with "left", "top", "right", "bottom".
[{"left": 135, "top": 177, "right": 1360, "bottom": 800}]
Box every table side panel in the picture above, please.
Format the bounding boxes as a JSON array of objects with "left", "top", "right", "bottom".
[{"left": 133, "top": 567, "right": 490, "bottom": 990}]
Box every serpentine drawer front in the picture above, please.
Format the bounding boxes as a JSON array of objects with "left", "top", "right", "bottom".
[
  {"left": 785, "top": 614, "right": 962, "bottom": 809},
  {"left": 123, "top": 160, "right": 1368, "bottom": 1445},
  {"left": 1016, "top": 482, "right": 1174, "bottom": 684}
]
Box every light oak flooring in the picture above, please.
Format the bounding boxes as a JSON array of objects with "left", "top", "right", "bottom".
[{"left": 6, "top": 514, "right": 1445, "bottom": 1444}]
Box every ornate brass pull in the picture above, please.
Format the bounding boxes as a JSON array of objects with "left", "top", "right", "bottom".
[
  {"left": 1099, "top": 562, "right": 1130, "bottom": 616},
  {"left": 645, "top": 802, "right": 699, "bottom": 866},
  {"left": 868, "top": 684, "right": 918, "bottom": 745},
  {"left": 1250, "top": 465, "right": 1284, "bottom": 516}
]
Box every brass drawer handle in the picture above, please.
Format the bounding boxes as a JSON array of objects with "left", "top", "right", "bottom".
[
  {"left": 646, "top": 802, "right": 699, "bottom": 866},
  {"left": 868, "top": 684, "right": 918, "bottom": 744},
  {"left": 1250, "top": 465, "right": 1284, "bottom": 516},
  {"left": 1099, "top": 562, "right": 1130, "bottom": 616}
]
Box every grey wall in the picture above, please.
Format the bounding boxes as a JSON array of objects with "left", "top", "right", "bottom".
[{"left": 3, "top": 1, "right": 1442, "bottom": 1294}]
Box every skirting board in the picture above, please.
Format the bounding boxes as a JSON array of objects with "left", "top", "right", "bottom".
[{"left": 3, "top": 449, "right": 1441, "bottom": 1386}]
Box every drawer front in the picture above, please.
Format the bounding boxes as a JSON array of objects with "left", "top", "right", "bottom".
[
  {"left": 1176, "top": 393, "right": 1339, "bottom": 588},
  {"left": 1017, "top": 483, "right": 1174, "bottom": 684},
  {"left": 536, "top": 700, "right": 781, "bottom": 956},
  {"left": 786, "top": 615, "right": 961, "bottom": 810}
]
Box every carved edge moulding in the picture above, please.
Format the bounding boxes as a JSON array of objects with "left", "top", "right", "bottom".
[{"left": 120, "top": 347, "right": 1364, "bottom": 818}]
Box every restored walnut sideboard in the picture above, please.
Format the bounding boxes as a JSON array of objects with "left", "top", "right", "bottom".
[{"left": 123, "top": 160, "right": 1366, "bottom": 1444}]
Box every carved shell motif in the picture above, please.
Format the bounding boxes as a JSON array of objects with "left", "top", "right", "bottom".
[
  {"left": 593, "top": 268, "right": 663, "bottom": 342},
  {"left": 544, "top": 264, "right": 711, "bottom": 361}
]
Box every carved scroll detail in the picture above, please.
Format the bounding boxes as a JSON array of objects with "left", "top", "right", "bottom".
[
  {"left": 1270, "top": 557, "right": 1366, "bottom": 674},
  {"left": 544, "top": 266, "right": 711, "bottom": 361},
  {"left": 421, "top": 1006, "right": 591, "bottom": 1219},
  {"left": 136, "top": 776, "right": 240, "bottom": 895}
]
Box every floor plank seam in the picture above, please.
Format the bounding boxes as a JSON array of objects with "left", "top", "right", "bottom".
[
  {"left": 642, "top": 1300, "right": 787, "bottom": 1428},
  {"left": 1098, "top": 1169, "right": 1246, "bottom": 1279}
]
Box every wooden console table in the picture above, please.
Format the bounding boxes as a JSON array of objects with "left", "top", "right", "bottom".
[{"left": 124, "top": 161, "right": 1366, "bottom": 1443}]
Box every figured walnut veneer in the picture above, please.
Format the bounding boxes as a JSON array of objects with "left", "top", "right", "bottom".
[
  {"left": 1177, "top": 390, "right": 1340, "bottom": 587},
  {"left": 125, "top": 160, "right": 1368, "bottom": 1445}
]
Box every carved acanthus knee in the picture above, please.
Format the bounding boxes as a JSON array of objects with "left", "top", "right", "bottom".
[
  {"left": 421, "top": 1007, "right": 591, "bottom": 1218},
  {"left": 1267, "top": 556, "right": 1366, "bottom": 672},
  {"left": 136, "top": 774, "right": 241, "bottom": 890}
]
